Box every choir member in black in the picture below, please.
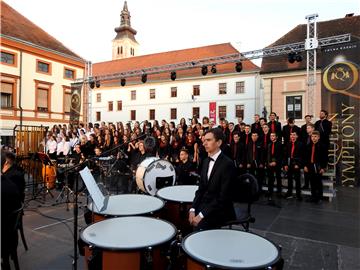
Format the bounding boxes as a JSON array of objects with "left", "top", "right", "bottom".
[
  {"left": 246, "top": 132, "right": 265, "bottom": 191},
  {"left": 185, "top": 132, "right": 198, "bottom": 163},
  {"left": 158, "top": 135, "right": 170, "bottom": 160},
  {"left": 283, "top": 132, "right": 303, "bottom": 200},
  {"left": 202, "top": 116, "right": 210, "bottom": 132},
  {"left": 282, "top": 118, "right": 301, "bottom": 146},
  {"left": 304, "top": 131, "right": 328, "bottom": 203},
  {"left": 315, "top": 110, "right": 332, "bottom": 152},
  {"left": 267, "top": 112, "right": 282, "bottom": 141},
  {"left": 228, "top": 122, "right": 235, "bottom": 145},
  {"left": 300, "top": 115, "right": 313, "bottom": 142},
  {"left": 135, "top": 140, "right": 152, "bottom": 166},
  {"left": 234, "top": 117, "right": 244, "bottom": 133},
  {"left": 261, "top": 125, "right": 271, "bottom": 152},
  {"left": 220, "top": 119, "right": 230, "bottom": 144},
  {"left": 179, "top": 118, "right": 187, "bottom": 134},
  {"left": 251, "top": 114, "right": 263, "bottom": 137},
  {"left": 86, "top": 134, "right": 98, "bottom": 156},
  {"left": 267, "top": 133, "right": 283, "bottom": 199},
  {"left": 302, "top": 123, "right": 315, "bottom": 189},
  {"left": 241, "top": 125, "right": 252, "bottom": 151},
  {"left": 230, "top": 132, "right": 244, "bottom": 175},
  {"left": 170, "top": 134, "right": 183, "bottom": 163},
  {"left": 176, "top": 149, "right": 197, "bottom": 185}
]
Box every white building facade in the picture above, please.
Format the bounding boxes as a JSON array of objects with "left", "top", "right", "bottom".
[{"left": 91, "top": 71, "right": 261, "bottom": 125}]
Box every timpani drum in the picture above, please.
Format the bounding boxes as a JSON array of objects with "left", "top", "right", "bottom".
[
  {"left": 88, "top": 194, "right": 164, "bottom": 222},
  {"left": 135, "top": 157, "right": 176, "bottom": 196},
  {"left": 156, "top": 185, "right": 198, "bottom": 235},
  {"left": 182, "top": 229, "right": 282, "bottom": 270},
  {"left": 81, "top": 216, "right": 177, "bottom": 270}
]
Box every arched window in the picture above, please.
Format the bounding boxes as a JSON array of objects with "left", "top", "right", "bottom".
[
  {"left": 117, "top": 47, "right": 120, "bottom": 55},
  {"left": 121, "top": 46, "right": 123, "bottom": 54}
]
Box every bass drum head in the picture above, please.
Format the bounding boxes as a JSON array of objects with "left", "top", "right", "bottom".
[
  {"left": 143, "top": 159, "right": 175, "bottom": 196},
  {"left": 135, "top": 157, "right": 159, "bottom": 193}
]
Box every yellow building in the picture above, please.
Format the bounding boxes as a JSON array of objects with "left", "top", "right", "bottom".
[{"left": 0, "top": 1, "right": 86, "bottom": 144}]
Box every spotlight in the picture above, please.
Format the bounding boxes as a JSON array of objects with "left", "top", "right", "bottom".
[
  {"left": 141, "top": 73, "right": 147, "bottom": 83},
  {"left": 288, "top": 52, "right": 296, "bottom": 63},
  {"left": 295, "top": 53, "right": 302, "bottom": 62},
  {"left": 235, "top": 62, "right": 243, "bottom": 72},
  {"left": 170, "top": 71, "right": 176, "bottom": 81},
  {"left": 288, "top": 52, "right": 302, "bottom": 63},
  {"left": 201, "top": 65, "right": 208, "bottom": 76},
  {"left": 120, "top": 78, "right": 126, "bottom": 86},
  {"left": 211, "top": 65, "right": 217, "bottom": 74},
  {"left": 95, "top": 80, "right": 100, "bottom": 88},
  {"left": 89, "top": 80, "right": 95, "bottom": 89}
]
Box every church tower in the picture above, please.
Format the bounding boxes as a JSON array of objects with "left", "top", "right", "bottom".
[{"left": 112, "top": 1, "right": 139, "bottom": 60}]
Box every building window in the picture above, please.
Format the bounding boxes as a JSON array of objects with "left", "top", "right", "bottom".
[
  {"left": 37, "top": 88, "right": 49, "bottom": 112},
  {"left": 218, "top": 106, "right": 227, "bottom": 119},
  {"left": 286, "top": 96, "right": 302, "bottom": 119},
  {"left": 193, "top": 107, "right": 200, "bottom": 118},
  {"left": 171, "top": 108, "right": 177, "bottom": 120},
  {"left": 235, "top": 104, "right": 244, "bottom": 118},
  {"left": 149, "top": 109, "right": 155, "bottom": 120},
  {"left": 64, "top": 67, "right": 76, "bottom": 80},
  {"left": 193, "top": 85, "right": 200, "bottom": 96},
  {"left": 96, "top": 93, "right": 101, "bottom": 102},
  {"left": 1, "top": 82, "right": 14, "bottom": 108},
  {"left": 236, "top": 81, "right": 245, "bottom": 94},
  {"left": 96, "top": 111, "right": 101, "bottom": 121},
  {"left": 131, "top": 90, "right": 136, "bottom": 100},
  {"left": 131, "top": 110, "right": 136, "bottom": 120},
  {"left": 1, "top": 51, "right": 16, "bottom": 66},
  {"left": 171, "top": 87, "right": 177, "bottom": 97},
  {"left": 219, "top": 83, "right": 227, "bottom": 95},
  {"left": 36, "top": 60, "right": 51, "bottom": 74},
  {"left": 149, "top": 89, "right": 156, "bottom": 99},
  {"left": 108, "top": 101, "right": 113, "bottom": 111},
  {"left": 64, "top": 88, "right": 71, "bottom": 114},
  {"left": 117, "top": 100, "right": 122, "bottom": 111}
]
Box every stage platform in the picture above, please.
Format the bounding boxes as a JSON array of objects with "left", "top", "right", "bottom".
[{"left": 10, "top": 186, "right": 360, "bottom": 270}]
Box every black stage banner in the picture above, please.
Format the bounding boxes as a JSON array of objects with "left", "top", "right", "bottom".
[
  {"left": 321, "top": 40, "right": 360, "bottom": 186},
  {"left": 70, "top": 82, "right": 83, "bottom": 128}
]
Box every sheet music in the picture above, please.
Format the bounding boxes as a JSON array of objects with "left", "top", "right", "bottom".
[{"left": 80, "top": 166, "right": 107, "bottom": 211}]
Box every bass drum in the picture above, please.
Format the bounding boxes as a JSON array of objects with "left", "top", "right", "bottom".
[{"left": 136, "top": 157, "right": 176, "bottom": 196}]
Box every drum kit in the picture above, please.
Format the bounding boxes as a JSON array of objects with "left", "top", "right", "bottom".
[{"left": 78, "top": 157, "right": 284, "bottom": 270}]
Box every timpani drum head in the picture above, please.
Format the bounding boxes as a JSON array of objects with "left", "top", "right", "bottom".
[
  {"left": 156, "top": 185, "right": 198, "bottom": 203},
  {"left": 182, "top": 229, "right": 280, "bottom": 269},
  {"left": 81, "top": 216, "right": 176, "bottom": 250},
  {"left": 88, "top": 194, "right": 164, "bottom": 216}
]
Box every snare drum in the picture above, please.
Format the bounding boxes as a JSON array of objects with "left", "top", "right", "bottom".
[
  {"left": 182, "top": 229, "right": 282, "bottom": 270},
  {"left": 88, "top": 194, "right": 164, "bottom": 222},
  {"left": 157, "top": 185, "right": 198, "bottom": 235},
  {"left": 136, "top": 157, "right": 176, "bottom": 195},
  {"left": 81, "top": 216, "right": 176, "bottom": 270}
]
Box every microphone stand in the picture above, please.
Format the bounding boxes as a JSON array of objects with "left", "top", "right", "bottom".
[{"left": 59, "top": 133, "right": 147, "bottom": 270}]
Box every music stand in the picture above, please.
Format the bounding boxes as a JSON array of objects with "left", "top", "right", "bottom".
[{"left": 35, "top": 152, "right": 54, "bottom": 202}]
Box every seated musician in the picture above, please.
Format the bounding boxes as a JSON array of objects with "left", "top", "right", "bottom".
[
  {"left": 189, "top": 128, "right": 236, "bottom": 230},
  {"left": 175, "top": 148, "right": 197, "bottom": 185}
]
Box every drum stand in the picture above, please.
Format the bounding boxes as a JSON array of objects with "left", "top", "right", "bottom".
[{"left": 53, "top": 169, "right": 74, "bottom": 211}]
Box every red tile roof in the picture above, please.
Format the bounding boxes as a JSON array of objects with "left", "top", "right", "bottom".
[
  {"left": 93, "top": 43, "right": 259, "bottom": 82},
  {"left": 261, "top": 15, "right": 360, "bottom": 74},
  {"left": 1, "top": 1, "right": 83, "bottom": 60}
]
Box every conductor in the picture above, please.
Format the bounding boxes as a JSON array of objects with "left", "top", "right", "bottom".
[{"left": 189, "top": 128, "right": 236, "bottom": 230}]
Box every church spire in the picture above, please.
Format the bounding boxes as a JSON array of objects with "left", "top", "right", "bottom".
[
  {"left": 112, "top": 1, "right": 139, "bottom": 60},
  {"left": 114, "top": 1, "right": 137, "bottom": 41}
]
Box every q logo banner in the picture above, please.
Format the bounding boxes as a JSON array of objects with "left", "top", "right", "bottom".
[{"left": 323, "top": 61, "right": 359, "bottom": 99}]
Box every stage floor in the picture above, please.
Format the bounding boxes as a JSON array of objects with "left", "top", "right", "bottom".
[{"left": 11, "top": 186, "right": 360, "bottom": 270}]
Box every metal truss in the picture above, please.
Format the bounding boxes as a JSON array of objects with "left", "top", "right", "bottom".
[{"left": 75, "top": 33, "right": 350, "bottom": 84}]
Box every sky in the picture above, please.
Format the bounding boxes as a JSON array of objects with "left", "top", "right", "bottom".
[{"left": 4, "top": 0, "right": 360, "bottom": 65}]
